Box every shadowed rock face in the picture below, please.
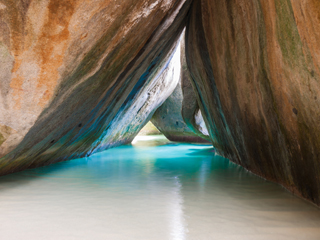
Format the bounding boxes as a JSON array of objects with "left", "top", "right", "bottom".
[
  {"left": 180, "top": 36, "right": 210, "bottom": 141},
  {"left": 0, "top": 0, "right": 192, "bottom": 174},
  {"left": 151, "top": 39, "right": 210, "bottom": 143},
  {"left": 90, "top": 40, "right": 181, "bottom": 155},
  {"left": 186, "top": 0, "right": 320, "bottom": 205},
  {"left": 152, "top": 80, "right": 210, "bottom": 143}
]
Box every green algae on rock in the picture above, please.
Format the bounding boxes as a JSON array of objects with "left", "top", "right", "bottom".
[{"left": 186, "top": 0, "right": 320, "bottom": 206}]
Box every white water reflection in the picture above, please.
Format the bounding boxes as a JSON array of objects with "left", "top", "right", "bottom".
[
  {"left": 0, "top": 136, "right": 319, "bottom": 239},
  {"left": 168, "top": 176, "right": 186, "bottom": 240}
]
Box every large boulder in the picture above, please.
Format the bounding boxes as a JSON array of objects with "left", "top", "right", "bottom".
[
  {"left": 1, "top": 0, "right": 320, "bottom": 208},
  {"left": 180, "top": 36, "right": 210, "bottom": 141},
  {"left": 91, "top": 40, "right": 182, "bottom": 154},
  {"left": 186, "top": 0, "right": 320, "bottom": 205},
  {"left": 152, "top": 79, "right": 210, "bottom": 143},
  {"left": 151, "top": 36, "right": 210, "bottom": 143},
  {"left": 0, "top": 0, "right": 192, "bottom": 174}
]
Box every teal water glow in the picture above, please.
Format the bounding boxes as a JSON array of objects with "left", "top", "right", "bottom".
[{"left": 0, "top": 136, "right": 320, "bottom": 240}]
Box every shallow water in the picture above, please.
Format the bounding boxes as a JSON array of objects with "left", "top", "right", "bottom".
[{"left": 0, "top": 136, "right": 320, "bottom": 240}]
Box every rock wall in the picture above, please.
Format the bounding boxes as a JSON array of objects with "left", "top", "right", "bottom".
[
  {"left": 151, "top": 39, "right": 210, "bottom": 143},
  {"left": 180, "top": 36, "right": 210, "bottom": 141},
  {"left": 186, "top": 0, "right": 320, "bottom": 205},
  {"left": 0, "top": 0, "right": 192, "bottom": 174},
  {"left": 90, "top": 40, "right": 181, "bottom": 154},
  {"left": 152, "top": 79, "right": 210, "bottom": 143},
  {"left": 1, "top": 0, "right": 320, "bottom": 207}
]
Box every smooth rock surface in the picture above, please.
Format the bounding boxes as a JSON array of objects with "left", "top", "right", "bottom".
[
  {"left": 151, "top": 37, "right": 210, "bottom": 143},
  {"left": 90, "top": 41, "right": 181, "bottom": 154},
  {"left": 151, "top": 79, "right": 210, "bottom": 143},
  {"left": 180, "top": 37, "right": 210, "bottom": 141},
  {"left": 1, "top": 0, "right": 320, "bottom": 209},
  {"left": 186, "top": 0, "right": 320, "bottom": 205},
  {"left": 151, "top": 81, "right": 208, "bottom": 143},
  {"left": 0, "top": 0, "right": 191, "bottom": 174}
]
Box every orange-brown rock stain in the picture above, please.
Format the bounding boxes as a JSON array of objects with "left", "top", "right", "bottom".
[
  {"left": 259, "top": 0, "right": 299, "bottom": 137},
  {"left": 35, "top": 0, "right": 77, "bottom": 106},
  {"left": 290, "top": 0, "right": 320, "bottom": 76},
  {"left": 10, "top": 71, "right": 24, "bottom": 110},
  {"left": 188, "top": 0, "right": 320, "bottom": 204},
  {"left": 4, "top": 0, "right": 30, "bottom": 109},
  {"left": 2, "top": 0, "right": 29, "bottom": 55},
  {"left": 7, "top": 0, "right": 78, "bottom": 109}
]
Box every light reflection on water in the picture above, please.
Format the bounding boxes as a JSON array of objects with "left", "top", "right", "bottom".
[{"left": 0, "top": 136, "right": 320, "bottom": 239}]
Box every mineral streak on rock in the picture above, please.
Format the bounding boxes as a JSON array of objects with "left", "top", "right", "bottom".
[
  {"left": 186, "top": 0, "right": 320, "bottom": 205},
  {"left": 0, "top": 0, "right": 192, "bottom": 174}
]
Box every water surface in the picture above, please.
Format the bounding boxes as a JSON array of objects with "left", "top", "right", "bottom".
[{"left": 0, "top": 136, "right": 320, "bottom": 240}]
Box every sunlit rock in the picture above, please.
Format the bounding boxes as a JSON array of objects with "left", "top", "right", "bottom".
[{"left": 0, "top": 0, "right": 191, "bottom": 174}]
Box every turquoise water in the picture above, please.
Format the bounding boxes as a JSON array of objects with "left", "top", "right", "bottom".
[{"left": 0, "top": 135, "right": 320, "bottom": 240}]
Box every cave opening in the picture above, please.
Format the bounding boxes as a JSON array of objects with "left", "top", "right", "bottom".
[{"left": 128, "top": 31, "right": 211, "bottom": 148}]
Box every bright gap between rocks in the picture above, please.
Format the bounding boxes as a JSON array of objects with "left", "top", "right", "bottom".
[
  {"left": 131, "top": 30, "right": 210, "bottom": 147},
  {"left": 131, "top": 121, "right": 168, "bottom": 146}
]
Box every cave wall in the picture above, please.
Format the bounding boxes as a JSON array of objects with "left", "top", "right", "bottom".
[
  {"left": 180, "top": 36, "right": 210, "bottom": 141},
  {"left": 186, "top": 0, "right": 320, "bottom": 205},
  {"left": 151, "top": 38, "right": 210, "bottom": 143},
  {"left": 1, "top": 0, "right": 320, "bottom": 207},
  {"left": 151, "top": 77, "right": 210, "bottom": 143},
  {"left": 0, "top": 0, "right": 192, "bottom": 174},
  {"left": 91, "top": 40, "right": 181, "bottom": 154}
]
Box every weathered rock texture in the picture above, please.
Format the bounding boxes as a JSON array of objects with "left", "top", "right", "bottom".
[
  {"left": 152, "top": 79, "right": 210, "bottom": 143},
  {"left": 2, "top": 0, "right": 320, "bottom": 207},
  {"left": 186, "top": 0, "right": 320, "bottom": 205},
  {"left": 180, "top": 37, "right": 210, "bottom": 141},
  {"left": 90, "top": 42, "right": 180, "bottom": 153},
  {"left": 151, "top": 40, "right": 210, "bottom": 143},
  {"left": 0, "top": 0, "right": 191, "bottom": 174},
  {"left": 90, "top": 40, "right": 181, "bottom": 154}
]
